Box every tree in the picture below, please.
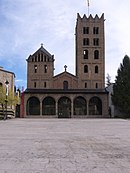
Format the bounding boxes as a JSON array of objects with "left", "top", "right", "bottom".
[
  {"left": 112, "top": 55, "right": 130, "bottom": 117},
  {"left": 106, "top": 73, "right": 112, "bottom": 86},
  {"left": 0, "top": 85, "right": 19, "bottom": 118}
]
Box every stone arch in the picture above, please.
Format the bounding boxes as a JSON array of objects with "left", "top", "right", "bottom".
[
  {"left": 26, "top": 96, "right": 40, "bottom": 115},
  {"left": 89, "top": 96, "right": 102, "bottom": 115},
  {"left": 74, "top": 96, "right": 87, "bottom": 115},
  {"left": 58, "top": 96, "right": 71, "bottom": 118},
  {"left": 42, "top": 96, "right": 56, "bottom": 115}
]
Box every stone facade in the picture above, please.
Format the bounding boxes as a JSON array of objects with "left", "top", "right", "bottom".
[
  {"left": 24, "top": 13, "right": 109, "bottom": 118},
  {"left": 0, "top": 66, "right": 15, "bottom": 117}
]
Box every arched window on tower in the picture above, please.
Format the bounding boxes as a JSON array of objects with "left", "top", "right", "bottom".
[
  {"left": 94, "top": 50, "right": 99, "bottom": 59},
  {"left": 84, "top": 65, "right": 88, "bottom": 73},
  {"left": 84, "top": 50, "right": 88, "bottom": 59},
  {"left": 95, "top": 66, "right": 98, "bottom": 73}
]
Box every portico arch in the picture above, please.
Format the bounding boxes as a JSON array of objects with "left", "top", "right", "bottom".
[
  {"left": 42, "top": 96, "right": 56, "bottom": 115},
  {"left": 89, "top": 96, "right": 102, "bottom": 115},
  {"left": 26, "top": 96, "right": 40, "bottom": 115},
  {"left": 74, "top": 96, "right": 87, "bottom": 115},
  {"left": 58, "top": 96, "right": 71, "bottom": 118}
]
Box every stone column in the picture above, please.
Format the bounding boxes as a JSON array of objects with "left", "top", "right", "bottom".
[
  {"left": 40, "top": 101, "right": 42, "bottom": 117},
  {"left": 71, "top": 100, "right": 74, "bottom": 118},
  {"left": 56, "top": 101, "right": 58, "bottom": 118}
]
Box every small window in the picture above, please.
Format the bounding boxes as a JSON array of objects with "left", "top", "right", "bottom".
[
  {"left": 93, "top": 38, "right": 99, "bottom": 46},
  {"left": 34, "top": 82, "right": 36, "bottom": 88},
  {"left": 41, "top": 54, "right": 43, "bottom": 62},
  {"left": 34, "top": 65, "right": 37, "bottom": 73},
  {"left": 93, "top": 27, "right": 99, "bottom": 34},
  {"left": 84, "top": 65, "right": 88, "bottom": 73},
  {"left": 95, "top": 66, "right": 98, "bottom": 73},
  {"left": 44, "top": 65, "right": 47, "bottom": 73},
  {"left": 85, "top": 82, "right": 87, "bottom": 88},
  {"left": 83, "top": 38, "right": 89, "bottom": 46},
  {"left": 44, "top": 56, "right": 46, "bottom": 62},
  {"left": 44, "top": 82, "right": 46, "bottom": 88},
  {"left": 38, "top": 54, "right": 40, "bottom": 62},
  {"left": 63, "top": 81, "right": 68, "bottom": 90},
  {"left": 94, "top": 50, "right": 99, "bottom": 59},
  {"left": 84, "top": 50, "right": 88, "bottom": 59},
  {"left": 0, "top": 82, "right": 3, "bottom": 87},
  {"left": 83, "top": 27, "right": 89, "bottom": 34},
  {"left": 96, "top": 83, "right": 98, "bottom": 88},
  {"left": 35, "top": 55, "right": 37, "bottom": 62}
]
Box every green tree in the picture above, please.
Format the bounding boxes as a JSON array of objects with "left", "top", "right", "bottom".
[
  {"left": 106, "top": 73, "right": 112, "bottom": 86},
  {"left": 0, "top": 85, "right": 19, "bottom": 117},
  {"left": 112, "top": 55, "right": 130, "bottom": 117}
]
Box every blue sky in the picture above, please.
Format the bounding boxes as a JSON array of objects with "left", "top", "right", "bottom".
[{"left": 0, "top": 0, "right": 130, "bottom": 89}]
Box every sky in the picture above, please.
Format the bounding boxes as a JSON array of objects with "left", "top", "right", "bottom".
[{"left": 0, "top": 0, "right": 130, "bottom": 89}]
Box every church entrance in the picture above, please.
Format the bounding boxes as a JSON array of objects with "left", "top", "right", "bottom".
[{"left": 58, "top": 97, "right": 71, "bottom": 118}]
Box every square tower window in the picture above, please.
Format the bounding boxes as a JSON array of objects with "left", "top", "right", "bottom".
[
  {"left": 83, "top": 27, "right": 89, "bottom": 34},
  {"left": 83, "top": 38, "right": 89, "bottom": 46},
  {"left": 93, "top": 38, "right": 99, "bottom": 46},
  {"left": 93, "top": 27, "right": 99, "bottom": 34}
]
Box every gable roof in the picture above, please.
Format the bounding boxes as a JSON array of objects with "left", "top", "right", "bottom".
[{"left": 53, "top": 71, "right": 77, "bottom": 79}]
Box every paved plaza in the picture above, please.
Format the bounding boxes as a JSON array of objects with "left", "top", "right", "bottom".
[{"left": 0, "top": 118, "right": 130, "bottom": 173}]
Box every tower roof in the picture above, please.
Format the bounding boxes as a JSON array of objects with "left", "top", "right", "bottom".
[{"left": 33, "top": 44, "right": 53, "bottom": 57}]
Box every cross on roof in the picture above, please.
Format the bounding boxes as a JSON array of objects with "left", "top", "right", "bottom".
[{"left": 64, "top": 65, "right": 67, "bottom": 72}]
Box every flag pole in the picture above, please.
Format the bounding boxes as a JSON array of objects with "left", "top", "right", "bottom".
[{"left": 87, "top": 0, "right": 90, "bottom": 16}]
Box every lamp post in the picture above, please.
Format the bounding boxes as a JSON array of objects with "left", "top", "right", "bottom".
[{"left": 4, "top": 80, "right": 9, "bottom": 120}]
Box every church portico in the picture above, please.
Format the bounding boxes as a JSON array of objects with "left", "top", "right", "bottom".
[{"left": 24, "top": 89, "right": 108, "bottom": 118}]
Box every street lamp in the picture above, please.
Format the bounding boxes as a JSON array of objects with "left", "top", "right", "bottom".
[{"left": 4, "top": 80, "right": 9, "bottom": 120}]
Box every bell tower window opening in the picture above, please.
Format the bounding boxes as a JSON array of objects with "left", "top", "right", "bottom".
[
  {"left": 93, "top": 27, "right": 99, "bottom": 34},
  {"left": 38, "top": 54, "right": 40, "bottom": 62},
  {"left": 34, "top": 65, "right": 37, "bottom": 73},
  {"left": 93, "top": 38, "right": 99, "bottom": 46},
  {"left": 83, "top": 27, "right": 89, "bottom": 34},
  {"left": 95, "top": 66, "right": 99, "bottom": 73},
  {"left": 96, "top": 83, "right": 98, "bottom": 88},
  {"left": 44, "top": 65, "right": 47, "bottom": 73},
  {"left": 84, "top": 50, "right": 88, "bottom": 59},
  {"left": 84, "top": 65, "right": 88, "bottom": 73},
  {"left": 83, "top": 38, "right": 89, "bottom": 46},
  {"left": 41, "top": 54, "right": 43, "bottom": 62},
  {"left": 94, "top": 50, "right": 99, "bottom": 59},
  {"left": 35, "top": 55, "right": 37, "bottom": 62}
]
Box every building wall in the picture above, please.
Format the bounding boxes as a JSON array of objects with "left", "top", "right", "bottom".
[{"left": 0, "top": 66, "right": 15, "bottom": 94}]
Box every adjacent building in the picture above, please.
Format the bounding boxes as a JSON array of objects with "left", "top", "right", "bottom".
[{"left": 0, "top": 66, "right": 15, "bottom": 117}]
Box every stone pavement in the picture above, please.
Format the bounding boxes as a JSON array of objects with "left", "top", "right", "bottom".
[{"left": 0, "top": 118, "right": 130, "bottom": 173}]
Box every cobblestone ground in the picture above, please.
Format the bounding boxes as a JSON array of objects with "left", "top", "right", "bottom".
[{"left": 0, "top": 118, "right": 130, "bottom": 173}]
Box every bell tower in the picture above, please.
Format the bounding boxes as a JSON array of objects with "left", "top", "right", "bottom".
[
  {"left": 27, "top": 44, "right": 54, "bottom": 89},
  {"left": 75, "top": 13, "right": 105, "bottom": 89}
]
